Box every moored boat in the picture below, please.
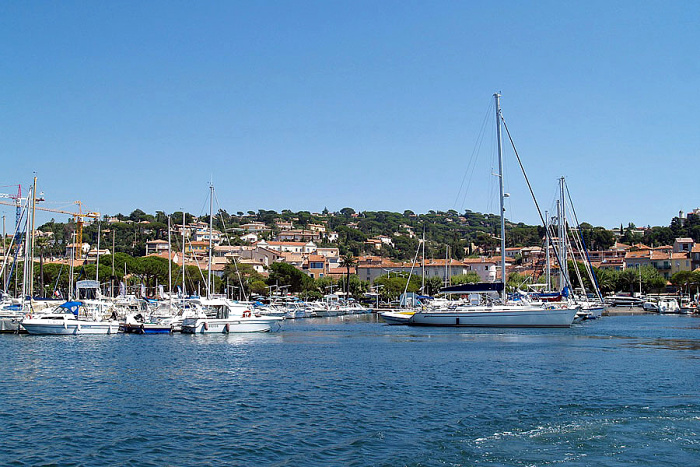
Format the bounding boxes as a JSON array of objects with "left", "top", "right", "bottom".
[{"left": 21, "top": 301, "right": 119, "bottom": 335}]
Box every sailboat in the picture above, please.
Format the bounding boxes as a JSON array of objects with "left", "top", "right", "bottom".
[{"left": 409, "top": 94, "right": 579, "bottom": 328}]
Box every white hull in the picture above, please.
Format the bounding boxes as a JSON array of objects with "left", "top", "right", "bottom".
[
  {"left": 409, "top": 306, "right": 578, "bottom": 328},
  {"left": 181, "top": 317, "right": 283, "bottom": 334},
  {"left": 21, "top": 319, "right": 120, "bottom": 335},
  {"left": 380, "top": 311, "right": 414, "bottom": 325}
]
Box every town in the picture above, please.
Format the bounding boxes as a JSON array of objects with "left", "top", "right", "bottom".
[{"left": 5, "top": 201, "right": 699, "bottom": 303}]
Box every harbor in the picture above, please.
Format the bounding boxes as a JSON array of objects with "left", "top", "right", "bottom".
[
  {"left": 3, "top": 1, "right": 700, "bottom": 465},
  {"left": 2, "top": 313, "right": 699, "bottom": 465}
]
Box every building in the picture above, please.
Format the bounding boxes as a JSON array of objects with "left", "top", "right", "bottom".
[
  {"left": 145, "top": 239, "right": 170, "bottom": 256},
  {"left": 302, "top": 254, "right": 328, "bottom": 279},
  {"left": 194, "top": 228, "right": 222, "bottom": 246},
  {"left": 277, "top": 229, "right": 321, "bottom": 242},
  {"left": 256, "top": 240, "right": 317, "bottom": 254}
]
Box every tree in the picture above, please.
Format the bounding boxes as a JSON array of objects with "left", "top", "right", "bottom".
[
  {"left": 339, "top": 254, "right": 357, "bottom": 298},
  {"left": 451, "top": 272, "right": 481, "bottom": 285},
  {"left": 373, "top": 274, "right": 420, "bottom": 302},
  {"left": 134, "top": 256, "right": 172, "bottom": 296},
  {"left": 267, "top": 262, "right": 313, "bottom": 293},
  {"left": 340, "top": 207, "right": 355, "bottom": 218}
]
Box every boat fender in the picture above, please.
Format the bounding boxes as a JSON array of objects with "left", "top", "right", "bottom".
[
  {"left": 243, "top": 310, "right": 251, "bottom": 318},
  {"left": 140, "top": 324, "right": 145, "bottom": 334},
  {"left": 225, "top": 323, "right": 230, "bottom": 333},
  {"left": 203, "top": 321, "right": 209, "bottom": 331},
  {"left": 63, "top": 320, "right": 68, "bottom": 329}
]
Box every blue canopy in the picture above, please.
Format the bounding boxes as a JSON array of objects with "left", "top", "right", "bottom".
[{"left": 59, "top": 301, "right": 83, "bottom": 316}]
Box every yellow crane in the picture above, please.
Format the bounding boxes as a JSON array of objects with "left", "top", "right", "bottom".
[{"left": 0, "top": 200, "right": 100, "bottom": 247}]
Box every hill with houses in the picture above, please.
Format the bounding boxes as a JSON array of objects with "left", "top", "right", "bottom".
[{"left": 9, "top": 207, "right": 700, "bottom": 299}]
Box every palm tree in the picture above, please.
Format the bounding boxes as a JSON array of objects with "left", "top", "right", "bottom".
[{"left": 339, "top": 253, "right": 357, "bottom": 299}]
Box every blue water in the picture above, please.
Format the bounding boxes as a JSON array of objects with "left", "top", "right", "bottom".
[{"left": 1, "top": 314, "right": 699, "bottom": 466}]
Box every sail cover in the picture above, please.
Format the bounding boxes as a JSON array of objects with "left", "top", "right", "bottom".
[{"left": 440, "top": 283, "right": 504, "bottom": 294}]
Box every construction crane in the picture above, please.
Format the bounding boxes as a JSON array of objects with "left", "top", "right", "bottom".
[{"left": 0, "top": 199, "right": 100, "bottom": 247}]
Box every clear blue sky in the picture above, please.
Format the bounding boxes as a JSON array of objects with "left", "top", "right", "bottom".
[{"left": 1, "top": 1, "right": 698, "bottom": 230}]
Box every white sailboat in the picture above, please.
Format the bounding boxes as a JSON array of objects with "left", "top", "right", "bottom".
[{"left": 409, "top": 94, "right": 578, "bottom": 328}]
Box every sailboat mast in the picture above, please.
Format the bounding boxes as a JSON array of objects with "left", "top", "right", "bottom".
[
  {"left": 545, "top": 210, "right": 551, "bottom": 290},
  {"left": 494, "top": 93, "right": 506, "bottom": 301},
  {"left": 559, "top": 177, "right": 568, "bottom": 290},
  {"left": 208, "top": 184, "right": 214, "bottom": 299},
  {"left": 29, "top": 176, "right": 37, "bottom": 298},
  {"left": 421, "top": 229, "right": 425, "bottom": 294},
  {"left": 168, "top": 215, "right": 172, "bottom": 301},
  {"left": 182, "top": 210, "right": 186, "bottom": 298}
]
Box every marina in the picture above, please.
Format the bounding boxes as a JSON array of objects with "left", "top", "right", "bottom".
[{"left": 1, "top": 313, "right": 699, "bottom": 465}]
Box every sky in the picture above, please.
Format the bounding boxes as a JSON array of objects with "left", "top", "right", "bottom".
[{"left": 1, "top": 1, "right": 698, "bottom": 230}]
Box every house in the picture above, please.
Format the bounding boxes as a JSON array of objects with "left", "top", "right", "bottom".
[
  {"left": 504, "top": 247, "right": 522, "bottom": 259},
  {"left": 302, "top": 254, "right": 328, "bottom": 279},
  {"left": 624, "top": 248, "right": 692, "bottom": 280},
  {"left": 277, "top": 229, "right": 321, "bottom": 242},
  {"left": 187, "top": 241, "right": 209, "bottom": 257},
  {"left": 316, "top": 247, "right": 340, "bottom": 270},
  {"left": 275, "top": 221, "right": 294, "bottom": 231},
  {"left": 240, "top": 232, "right": 259, "bottom": 243},
  {"left": 145, "top": 239, "right": 170, "bottom": 256},
  {"left": 194, "top": 228, "right": 222, "bottom": 246},
  {"left": 256, "top": 240, "right": 317, "bottom": 254},
  {"left": 673, "top": 238, "right": 695, "bottom": 253},
  {"left": 354, "top": 256, "right": 498, "bottom": 285},
  {"left": 365, "top": 238, "right": 383, "bottom": 250},
  {"left": 241, "top": 222, "right": 268, "bottom": 232},
  {"left": 692, "top": 244, "right": 700, "bottom": 271}
]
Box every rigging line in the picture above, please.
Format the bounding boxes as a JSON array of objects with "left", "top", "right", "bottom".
[
  {"left": 212, "top": 191, "right": 248, "bottom": 301},
  {"left": 500, "top": 114, "right": 573, "bottom": 291},
  {"left": 564, "top": 181, "right": 604, "bottom": 301},
  {"left": 454, "top": 100, "right": 493, "bottom": 211}
]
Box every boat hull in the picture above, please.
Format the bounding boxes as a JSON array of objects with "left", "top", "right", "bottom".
[
  {"left": 21, "top": 319, "right": 120, "bottom": 335},
  {"left": 409, "top": 306, "right": 578, "bottom": 328},
  {"left": 380, "top": 311, "right": 414, "bottom": 325},
  {"left": 180, "top": 317, "right": 283, "bottom": 334},
  {"left": 122, "top": 323, "right": 173, "bottom": 334}
]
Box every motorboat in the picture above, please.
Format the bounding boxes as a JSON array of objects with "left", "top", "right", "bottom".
[
  {"left": 20, "top": 301, "right": 120, "bottom": 335},
  {"left": 181, "top": 297, "right": 284, "bottom": 334}
]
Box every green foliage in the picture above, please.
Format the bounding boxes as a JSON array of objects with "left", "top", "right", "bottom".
[
  {"left": 373, "top": 273, "right": 421, "bottom": 301},
  {"left": 670, "top": 270, "right": 700, "bottom": 293},
  {"left": 267, "top": 262, "right": 314, "bottom": 293},
  {"left": 451, "top": 272, "right": 481, "bottom": 285},
  {"left": 506, "top": 272, "right": 533, "bottom": 292}
]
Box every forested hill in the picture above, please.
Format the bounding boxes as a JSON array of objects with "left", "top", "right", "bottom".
[{"left": 36, "top": 207, "right": 699, "bottom": 262}]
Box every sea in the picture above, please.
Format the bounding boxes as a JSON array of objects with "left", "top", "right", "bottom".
[{"left": 1, "top": 313, "right": 699, "bottom": 466}]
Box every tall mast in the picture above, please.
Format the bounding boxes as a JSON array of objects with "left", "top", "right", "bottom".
[
  {"left": 182, "top": 210, "right": 186, "bottom": 298},
  {"left": 111, "top": 229, "right": 115, "bottom": 298},
  {"left": 421, "top": 228, "right": 425, "bottom": 294},
  {"left": 559, "top": 176, "right": 568, "bottom": 290},
  {"left": 96, "top": 220, "right": 101, "bottom": 285},
  {"left": 208, "top": 184, "right": 214, "bottom": 299},
  {"left": 495, "top": 93, "right": 506, "bottom": 301},
  {"left": 168, "top": 215, "right": 172, "bottom": 302},
  {"left": 29, "top": 176, "right": 37, "bottom": 298},
  {"left": 545, "top": 210, "right": 551, "bottom": 290}
]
